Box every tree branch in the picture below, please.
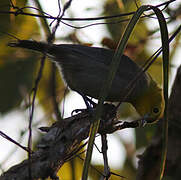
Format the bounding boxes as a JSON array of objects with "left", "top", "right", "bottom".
[{"left": 0, "top": 104, "right": 118, "bottom": 180}]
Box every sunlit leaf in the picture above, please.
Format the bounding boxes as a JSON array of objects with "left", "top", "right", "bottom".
[{"left": 0, "top": 1, "right": 40, "bottom": 113}]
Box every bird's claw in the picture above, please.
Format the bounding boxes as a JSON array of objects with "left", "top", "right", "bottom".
[
  {"left": 138, "top": 119, "right": 147, "bottom": 127},
  {"left": 71, "top": 108, "right": 94, "bottom": 116}
]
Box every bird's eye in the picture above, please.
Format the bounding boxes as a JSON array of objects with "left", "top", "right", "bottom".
[{"left": 152, "top": 107, "right": 159, "bottom": 114}]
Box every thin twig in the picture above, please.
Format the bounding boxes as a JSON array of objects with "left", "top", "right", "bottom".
[
  {"left": 50, "top": 63, "right": 62, "bottom": 120},
  {"left": 0, "top": 130, "right": 32, "bottom": 154},
  {"left": 100, "top": 134, "right": 110, "bottom": 180},
  {"left": 28, "top": 55, "right": 46, "bottom": 179},
  {"left": 0, "top": 0, "right": 176, "bottom": 22}
]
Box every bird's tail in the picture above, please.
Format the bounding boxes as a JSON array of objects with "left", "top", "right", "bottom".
[{"left": 8, "top": 40, "right": 53, "bottom": 54}]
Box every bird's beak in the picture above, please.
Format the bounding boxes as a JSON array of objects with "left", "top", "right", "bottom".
[
  {"left": 139, "top": 114, "right": 150, "bottom": 127},
  {"left": 141, "top": 113, "right": 158, "bottom": 124}
]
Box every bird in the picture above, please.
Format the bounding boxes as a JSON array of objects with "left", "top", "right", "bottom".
[{"left": 8, "top": 40, "right": 164, "bottom": 123}]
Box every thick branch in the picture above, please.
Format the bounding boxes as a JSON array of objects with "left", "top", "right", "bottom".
[{"left": 0, "top": 104, "right": 117, "bottom": 180}]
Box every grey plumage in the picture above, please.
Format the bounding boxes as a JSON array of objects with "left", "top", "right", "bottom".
[{"left": 8, "top": 40, "right": 149, "bottom": 104}]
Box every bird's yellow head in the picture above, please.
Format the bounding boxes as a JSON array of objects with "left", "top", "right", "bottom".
[{"left": 132, "top": 78, "right": 165, "bottom": 124}]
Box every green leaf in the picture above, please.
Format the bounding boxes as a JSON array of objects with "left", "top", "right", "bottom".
[{"left": 0, "top": 57, "right": 37, "bottom": 113}]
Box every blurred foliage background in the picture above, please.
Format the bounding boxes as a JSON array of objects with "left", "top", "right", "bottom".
[{"left": 0, "top": 0, "right": 181, "bottom": 179}]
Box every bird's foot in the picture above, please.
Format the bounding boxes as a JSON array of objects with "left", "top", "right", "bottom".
[
  {"left": 71, "top": 107, "right": 94, "bottom": 116},
  {"left": 78, "top": 92, "right": 97, "bottom": 109},
  {"left": 138, "top": 119, "right": 147, "bottom": 127}
]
